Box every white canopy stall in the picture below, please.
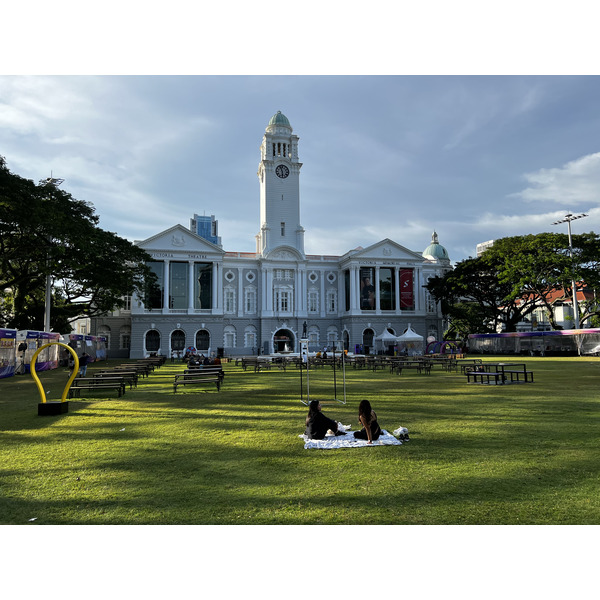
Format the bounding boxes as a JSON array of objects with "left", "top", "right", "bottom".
[
  {"left": 374, "top": 329, "right": 399, "bottom": 354},
  {"left": 396, "top": 324, "right": 424, "bottom": 356}
]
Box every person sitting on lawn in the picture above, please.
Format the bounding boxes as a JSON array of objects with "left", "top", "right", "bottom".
[
  {"left": 304, "top": 400, "right": 346, "bottom": 440},
  {"left": 353, "top": 399, "right": 382, "bottom": 444}
]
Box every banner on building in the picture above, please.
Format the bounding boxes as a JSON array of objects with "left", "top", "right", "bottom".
[
  {"left": 400, "top": 269, "right": 414, "bottom": 309},
  {"left": 359, "top": 267, "right": 375, "bottom": 310}
]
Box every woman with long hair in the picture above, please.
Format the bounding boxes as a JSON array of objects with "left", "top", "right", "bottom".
[
  {"left": 353, "top": 399, "right": 382, "bottom": 444},
  {"left": 304, "top": 400, "right": 346, "bottom": 440}
]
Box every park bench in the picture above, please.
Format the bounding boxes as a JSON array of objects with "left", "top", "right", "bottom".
[
  {"left": 184, "top": 366, "right": 225, "bottom": 384},
  {"left": 390, "top": 361, "right": 432, "bottom": 375},
  {"left": 466, "top": 362, "right": 534, "bottom": 385},
  {"left": 93, "top": 371, "right": 137, "bottom": 389},
  {"left": 69, "top": 377, "right": 126, "bottom": 398},
  {"left": 114, "top": 364, "right": 151, "bottom": 377},
  {"left": 457, "top": 359, "right": 484, "bottom": 374},
  {"left": 241, "top": 357, "right": 271, "bottom": 372},
  {"left": 173, "top": 371, "right": 221, "bottom": 392},
  {"left": 142, "top": 356, "right": 166, "bottom": 367}
]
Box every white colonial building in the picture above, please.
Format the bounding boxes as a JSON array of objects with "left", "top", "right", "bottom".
[{"left": 92, "top": 111, "right": 451, "bottom": 358}]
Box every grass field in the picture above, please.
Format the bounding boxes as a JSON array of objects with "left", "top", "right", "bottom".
[{"left": 1, "top": 355, "right": 600, "bottom": 525}]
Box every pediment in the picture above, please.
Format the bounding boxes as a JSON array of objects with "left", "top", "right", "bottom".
[
  {"left": 136, "top": 224, "right": 224, "bottom": 256},
  {"left": 263, "top": 245, "right": 305, "bottom": 262},
  {"left": 350, "top": 239, "right": 423, "bottom": 262}
]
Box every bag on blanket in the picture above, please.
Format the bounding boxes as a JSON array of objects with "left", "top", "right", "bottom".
[{"left": 393, "top": 427, "right": 410, "bottom": 441}]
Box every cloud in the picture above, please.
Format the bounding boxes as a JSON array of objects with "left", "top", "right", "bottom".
[{"left": 511, "top": 152, "right": 600, "bottom": 206}]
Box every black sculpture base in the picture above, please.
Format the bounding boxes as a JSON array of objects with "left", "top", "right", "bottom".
[{"left": 38, "top": 401, "right": 69, "bottom": 416}]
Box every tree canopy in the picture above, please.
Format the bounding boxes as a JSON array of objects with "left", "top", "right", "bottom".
[
  {"left": 426, "top": 232, "right": 600, "bottom": 337},
  {"left": 0, "top": 156, "right": 155, "bottom": 332}
]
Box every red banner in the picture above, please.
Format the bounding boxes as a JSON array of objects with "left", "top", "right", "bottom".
[{"left": 400, "top": 269, "right": 414, "bottom": 309}]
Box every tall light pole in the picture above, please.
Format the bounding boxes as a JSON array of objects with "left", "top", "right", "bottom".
[
  {"left": 551, "top": 212, "right": 588, "bottom": 330},
  {"left": 39, "top": 175, "right": 64, "bottom": 332}
]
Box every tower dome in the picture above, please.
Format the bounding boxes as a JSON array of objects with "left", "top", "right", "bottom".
[
  {"left": 423, "top": 231, "right": 450, "bottom": 261},
  {"left": 267, "top": 110, "right": 292, "bottom": 131}
]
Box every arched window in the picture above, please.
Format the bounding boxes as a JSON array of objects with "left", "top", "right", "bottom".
[
  {"left": 362, "top": 328, "right": 374, "bottom": 349},
  {"left": 145, "top": 330, "right": 160, "bottom": 352},
  {"left": 171, "top": 329, "right": 186, "bottom": 351},
  {"left": 196, "top": 330, "right": 210, "bottom": 351}
]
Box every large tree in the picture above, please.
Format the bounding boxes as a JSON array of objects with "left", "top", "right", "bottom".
[
  {"left": 0, "top": 156, "right": 155, "bottom": 331},
  {"left": 426, "top": 232, "right": 600, "bottom": 335}
]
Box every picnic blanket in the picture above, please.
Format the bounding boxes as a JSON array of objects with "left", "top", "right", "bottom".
[{"left": 300, "top": 425, "right": 407, "bottom": 450}]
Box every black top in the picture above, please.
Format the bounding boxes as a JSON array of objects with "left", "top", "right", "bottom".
[{"left": 305, "top": 411, "right": 338, "bottom": 440}]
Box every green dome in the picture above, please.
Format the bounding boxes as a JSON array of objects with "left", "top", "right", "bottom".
[
  {"left": 268, "top": 111, "right": 291, "bottom": 127},
  {"left": 423, "top": 231, "right": 449, "bottom": 261}
]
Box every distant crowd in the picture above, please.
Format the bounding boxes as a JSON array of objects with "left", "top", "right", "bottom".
[{"left": 171, "top": 350, "right": 221, "bottom": 366}]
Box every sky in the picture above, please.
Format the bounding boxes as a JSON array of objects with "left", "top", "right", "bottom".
[{"left": 2, "top": 74, "right": 600, "bottom": 264}]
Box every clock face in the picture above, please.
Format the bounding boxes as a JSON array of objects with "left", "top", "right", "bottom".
[{"left": 275, "top": 164, "right": 289, "bottom": 179}]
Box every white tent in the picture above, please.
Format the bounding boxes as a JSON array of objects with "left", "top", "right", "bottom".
[
  {"left": 396, "top": 324, "right": 424, "bottom": 356},
  {"left": 374, "top": 329, "right": 398, "bottom": 353}
]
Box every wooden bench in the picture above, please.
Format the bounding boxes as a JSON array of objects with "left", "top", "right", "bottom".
[
  {"left": 391, "top": 361, "right": 432, "bottom": 375},
  {"left": 458, "top": 359, "right": 484, "bottom": 374},
  {"left": 113, "top": 364, "right": 151, "bottom": 378},
  {"left": 94, "top": 371, "right": 138, "bottom": 388},
  {"left": 241, "top": 357, "right": 271, "bottom": 372},
  {"left": 184, "top": 366, "right": 225, "bottom": 384},
  {"left": 69, "top": 378, "right": 126, "bottom": 398},
  {"left": 173, "top": 372, "right": 221, "bottom": 392}
]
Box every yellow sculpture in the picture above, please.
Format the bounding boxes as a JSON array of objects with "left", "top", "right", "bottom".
[{"left": 31, "top": 342, "right": 79, "bottom": 403}]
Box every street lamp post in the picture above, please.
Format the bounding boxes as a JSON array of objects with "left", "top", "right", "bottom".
[
  {"left": 39, "top": 175, "right": 64, "bottom": 333},
  {"left": 551, "top": 212, "right": 588, "bottom": 330}
]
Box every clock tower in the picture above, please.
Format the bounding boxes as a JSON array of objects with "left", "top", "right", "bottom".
[{"left": 256, "top": 111, "right": 305, "bottom": 257}]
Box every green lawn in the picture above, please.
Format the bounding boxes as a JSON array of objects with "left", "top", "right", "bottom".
[{"left": 1, "top": 356, "right": 600, "bottom": 525}]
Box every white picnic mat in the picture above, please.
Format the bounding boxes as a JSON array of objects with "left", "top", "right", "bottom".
[{"left": 299, "top": 427, "right": 405, "bottom": 450}]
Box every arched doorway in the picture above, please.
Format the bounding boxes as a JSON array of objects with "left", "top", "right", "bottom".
[
  {"left": 171, "top": 329, "right": 185, "bottom": 353},
  {"left": 196, "top": 330, "right": 210, "bottom": 352},
  {"left": 273, "top": 329, "right": 295, "bottom": 353},
  {"left": 145, "top": 330, "right": 160, "bottom": 353},
  {"left": 362, "top": 328, "right": 374, "bottom": 354},
  {"left": 343, "top": 330, "right": 350, "bottom": 351}
]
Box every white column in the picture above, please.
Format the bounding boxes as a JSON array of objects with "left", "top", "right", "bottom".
[
  {"left": 349, "top": 266, "right": 356, "bottom": 311},
  {"left": 294, "top": 269, "right": 300, "bottom": 316},
  {"left": 212, "top": 263, "right": 219, "bottom": 311},
  {"left": 267, "top": 268, "right": 273, "bottom": 311},
  {"left": 188, "top": 261, "right": 195, "bottom": 311},
  {"left": 320, "top": 270, "right": 326, "bottom": 317},
  {"left": 217, "top": 264, "right": 223, "bottom": 311},
  {"left": 375, "top": 266, "right": 380, "bottom": 314},
  {"left": 261, "top": 267, "right": 268, "bottom": 312},
  {"left": 238, "top": 267, "right": 243, "bottom": 315},
  {"left": 163, "top": 260, "right": 170, "bottom": 313},
  {"left": 395, "top": 267, "right": 401, "bottom": 312},
  {"left": 414, "top": 268, "right": 420, "bottom": 311}
]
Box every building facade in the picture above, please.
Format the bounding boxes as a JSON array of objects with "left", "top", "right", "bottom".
[{"left": 92, "top": 111, "right": 451, "bottom": 358}]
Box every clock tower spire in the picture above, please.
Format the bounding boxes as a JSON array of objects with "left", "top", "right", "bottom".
[{"left": 256, "top": 111, "right": 304, "bottom": 257}]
